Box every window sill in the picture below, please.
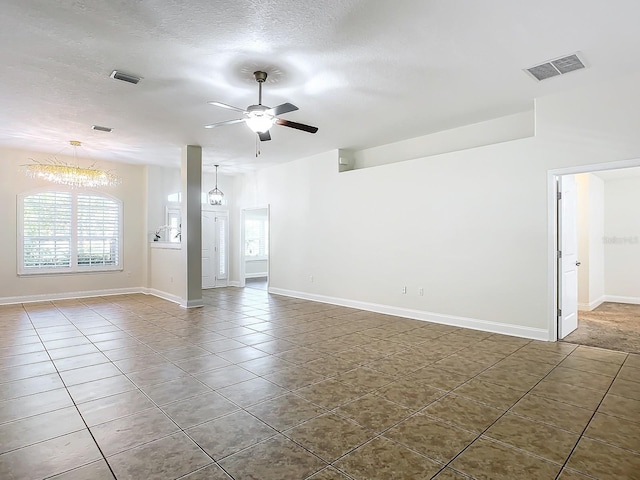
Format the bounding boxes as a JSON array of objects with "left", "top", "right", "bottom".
[{"left": 18, "top": 267, "right": 124, "bottom": 277}]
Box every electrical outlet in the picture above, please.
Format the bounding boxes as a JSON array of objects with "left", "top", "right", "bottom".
[
  {"left": 419, "top": 287, "right": 424, "bottom": 296},
  {"left": 310, "top": 275, "right": 314, "bottom": 283},
  {"left": 402, "top": 286, "right": 407, "bottom": 294}
]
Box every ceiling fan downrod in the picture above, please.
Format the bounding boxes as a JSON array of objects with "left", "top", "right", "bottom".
[{"left": 254, "top": 71, "right": 267, "bottom": 105}]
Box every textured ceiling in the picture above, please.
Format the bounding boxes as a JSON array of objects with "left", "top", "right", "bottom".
[{"left": 1, "top": 1, "right": 640, "bottom": 174}]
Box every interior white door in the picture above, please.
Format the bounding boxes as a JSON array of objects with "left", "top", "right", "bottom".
[
  {"left": 202, "top": 211, "right": 229, "bottom": 289},
  {"left": 558, "top": 175, "right": 579, "bottom": 338}
]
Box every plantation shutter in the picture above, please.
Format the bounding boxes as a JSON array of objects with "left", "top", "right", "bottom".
[
  {"left": 22, "top": 192, "right": 72, "bottom": 268},
  {"left": 77, "top": 194, "right": 120, "bottom": 266}
]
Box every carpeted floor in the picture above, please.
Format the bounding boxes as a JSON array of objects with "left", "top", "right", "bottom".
[{"left": 563, "top": 302, "right": 640, "bottom": 354}]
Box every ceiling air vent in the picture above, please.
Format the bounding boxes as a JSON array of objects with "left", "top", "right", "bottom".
[
  {"left": 92, "top": 125, "right": 113, "bottom": 132},
  {"left": 110, "top": 70, "right": 141, "bottom": 84},
  {"left": 526, "top": 53, "right": 585, "bottom": 81}
]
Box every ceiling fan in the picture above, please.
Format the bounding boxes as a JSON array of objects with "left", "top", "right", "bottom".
[{"left": 204, "top": 71, "right": 318, "bottom": 141}]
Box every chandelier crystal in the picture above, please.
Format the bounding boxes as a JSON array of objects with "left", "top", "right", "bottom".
[{"left": 24, "top": 141, "right": 121, "bottom": 188}]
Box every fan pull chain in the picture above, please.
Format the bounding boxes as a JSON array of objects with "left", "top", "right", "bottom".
[{"left": 255, "top": 135, "right": 261, "bottom": 157}]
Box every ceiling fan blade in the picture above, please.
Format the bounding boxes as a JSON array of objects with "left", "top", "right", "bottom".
[
  {"left": 258, "top": 130, "right": 271, "bottom": 141},
  {"left": 204, "top": 118, "right": 245, "bottom": 129},
  {"left": 207, "top": 101, "right": 246, "bottom": 113},
  {"left": 267, "top": 102, "right": 298, "bottom": 116},
  {"left": 275, "top": 118, "right": 318, "bottom": 134}
]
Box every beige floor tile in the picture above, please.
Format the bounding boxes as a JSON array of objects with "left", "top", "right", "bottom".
[
  {"left": 598, "top": 393, "right": 640, "bottom": 423},
  {"left": 67, "top": 374, "right": 136, "bottom": 403},
  {"left": 107, "top": 432, "right": 212, "bottom": 480},
  {"left": 195, "top": 364, "right": 257, "bottom": 389},
  {"left": 453, "top": 378, "right": 524, "bottom": 410},
  {"left": 567, "top": 437, "right": 640, "bottom": 479},
  {"left": 263, "top": 365, "right": 326, "bottom": 390},
  {"left": 568, "top": 346, "right": 627, "bottom": 365},
  {"left": 0, "top": 406, "right": 86, "bottom": 454},
  {"left": 90, "top": 407, "right": 179, "bottom": 456},
  {"left": 247, "top": 393, "right": 326, "bottom": 431},
  {"left": 530, "top": 378, "right": 606, "bottom": 410},
  {"left": 476, "top": 366, "right": 543, "bottom": 392},
  {"left": 556, "top": 468, "right": 593, "bottom": 479},
  {"left": 307, "top": 467, "right": 352, "bottom": 479},
  {"left": 219, "top": 434, "right": 326, "bottom": 480},
  {"left": 162, "top": 391, "right": 238, "bottom": 429},
  {"left": 295, "top": 379, "right": 368, "bottom": 408},
  {"left": 217, "top": 377, "right": 287, "bottom": 407},
  {"left": 375, "top": 378, "right": 446, "bottom": 410},
  {"left": 335, "top": 393, "right": 412, "bottom": 432},
  {"left": 334, "top": 367, "right": 395, "bottom": 390},
  {"left": 406, "top": 366, "right": 470, "bottom": 391},
  {"left": 559, "top": 356, "right": 621, "bottom": 376},
  {"left": 335, "top": 436, "right": 441, "bottom": 480},
  {"left": 180, "top": 464, "right": 232, "bottom": 479},
  {"left": 511, "top": 394, "right": 594, "bottom": 433},
  {"left": 609, "top": 377, "right": 640, "bottom": 401},
  {"left": 584, "top": 412, "right": 640, "bottom": 453},
  {"left": 0, "top": 430, "right": 102, "bottom": 480},
  {"left": 0, "top": 388, "right": 73, "bottom": 424},
  {"left": 432, "top": 468, "right": 473, "bottom": 479},
  {"left": 141, "top": 376, "right": 211, "bottom": 405},
  {"left": 47, "top": 460, "right": 115, "bottom": 479},
  {"left": 617, "top": 364, "right": 640, "bottom": 383},
  {"left": 484, "top": 413, "right": 579, "bottom": 463},
  {"left": 186, "top": 410, "right": 277, "bottom": 460},
  {"left": 286, "top": 412, "right": 374, "bottom": 462},
  {"left": 423, "top": 394, "right": 503, "bottom": 433},
  {"left": 450, "top": 437, "right": 561, "bottom": 480},
  {"left": 384, "top": 414, "right": 477, "bottom": 463},
  {"left": 77, "top": 388, "right": 155, "bottom": 426}
]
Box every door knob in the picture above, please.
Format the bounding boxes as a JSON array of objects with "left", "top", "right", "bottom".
[{"left": 576, "top": 261, "right": 581, "bottom": 266}]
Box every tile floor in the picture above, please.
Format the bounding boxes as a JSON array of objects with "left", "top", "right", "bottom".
[{"left": 0, "top": 288, "right": 639, "bottom": 479}]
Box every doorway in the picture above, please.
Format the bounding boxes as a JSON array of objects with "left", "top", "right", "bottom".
[
  {"left": 240, "top": 206, "right": 269, "bottom": 289},
  {"left": 551, "top": 161, "right": 640, "bottom": 353},
  {"left": 202, "top": 208, "right": 229, "bottom": 289}
]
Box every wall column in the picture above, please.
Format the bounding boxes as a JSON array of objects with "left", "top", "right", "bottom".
[{"left": 181, "top": 145, "right": 203, "bottom": 308}]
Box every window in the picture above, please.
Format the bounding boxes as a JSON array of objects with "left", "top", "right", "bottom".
[
  {"left": 244, "top": 217, "right": 268, "bottom": 258},
  {"left": 19, "top": 190, "right": 122, "bottom": 274}
]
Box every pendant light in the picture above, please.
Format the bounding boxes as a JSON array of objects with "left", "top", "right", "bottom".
[{"left": 208, "top": 164, "right": 224, "bottom": 205}]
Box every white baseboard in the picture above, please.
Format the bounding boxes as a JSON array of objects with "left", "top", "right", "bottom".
[
  {"left": 245, "top": 273, "right": 268, "bottom": 279},
  {"left": 578, "top": 296, "right": 606, "bottom": 311},
  {"left": 268, "top": 288, "right": 550, "bottom": 341},
  {"left": 604, "top": 295, "right": 640, "bottom": 305},
  {"left": 141, "top": 288, "right": 183, "bottom": 306},
  {"left": 229, "top": 281, "right": 241, "bottom": 287},
  {"left": 0, "top": 287, "right": 142, "bottom": 306}
]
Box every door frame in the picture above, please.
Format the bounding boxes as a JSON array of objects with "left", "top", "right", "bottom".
[
  {"left": 547, "top": 158, "right": 640, "bottom": 341},
  {"left": 239, "top": 205, "right": 270, "bottom": 289}
]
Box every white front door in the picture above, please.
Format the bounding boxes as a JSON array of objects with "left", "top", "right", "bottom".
[
  {"left": 202, "top": 211, "right": 229, "bottom": 289},
  {"left": 558, "top": 175, "right": 579, "bottom": 338}
]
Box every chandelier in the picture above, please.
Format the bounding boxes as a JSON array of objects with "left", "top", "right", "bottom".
[
  {"left": 208, "top": 164, "right": 224, "bottom": 205},
  {"left": 24, "top": 141, "right": 121, "bottom": 188}
]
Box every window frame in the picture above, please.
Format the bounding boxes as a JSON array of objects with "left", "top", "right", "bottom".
[
  {"left": 244, "top": 217, "right": 269, "bottom": 260},
  {"left": 17, "top": 187, "right": 124, "bottom": 276}
]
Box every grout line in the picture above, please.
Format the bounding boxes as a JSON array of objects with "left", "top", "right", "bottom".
[{"left": 20, "top": 301, "right": 120, "bottom": 480}]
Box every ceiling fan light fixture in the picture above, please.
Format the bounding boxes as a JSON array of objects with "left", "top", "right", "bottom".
[
  {"left": 208, "top": 164, "right": 224, "bottom": 205},
  {"left": 245, "top": 112, "right": 275, "bottom": 133}
]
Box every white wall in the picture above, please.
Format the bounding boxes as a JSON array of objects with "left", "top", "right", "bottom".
[
  {"left": 235, "top": 71, "right": 640, "bottom": 340},
  {"left": 0, "top": 147, "right": 146, "bottom": 302},
  {"left": 577, "top": 174, "right": 605, "bottom": 310},
  {"left": 145, "top": 166, "right": 236, "bottom": 298},
  {"left": 604, "top": 176, "right": 640, "bottom": 302}
]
